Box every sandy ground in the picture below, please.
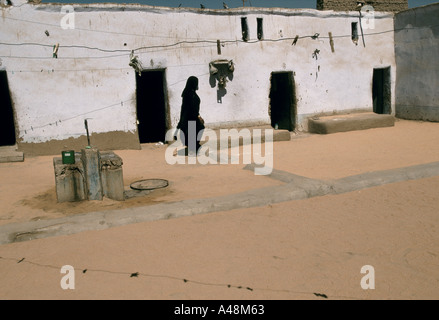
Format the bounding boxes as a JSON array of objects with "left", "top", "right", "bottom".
[{"left": 0, "top": 119, "right": 439, "bottom": 300}]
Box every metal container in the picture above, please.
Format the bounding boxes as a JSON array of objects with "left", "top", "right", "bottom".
[{"left": 62, "top": 150, "right": 75, "bottom": 164}]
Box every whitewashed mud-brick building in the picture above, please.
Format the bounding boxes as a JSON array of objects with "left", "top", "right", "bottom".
[{"left": 1, "top": 0, "right": 427, "bottom": 155}]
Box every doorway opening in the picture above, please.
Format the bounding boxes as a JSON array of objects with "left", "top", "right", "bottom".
[
  {"left": 372, "top": 67, "right": 391, "bottom": 114},
  {"left": 269, "top": 71, "right": 297, "bottom": 131},
  {"left": 0, "top": 71, "right": 16, "bottom": 146},
  {"left": 135, "top": 69, "right": 169, "bottom": 143}
]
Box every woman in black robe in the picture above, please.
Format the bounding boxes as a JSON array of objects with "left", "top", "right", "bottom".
[{"left": 177, "top": 76, "right": 205, "bottom": 154}]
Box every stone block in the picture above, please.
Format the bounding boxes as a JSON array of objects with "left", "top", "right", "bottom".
[
  {"left": 273, "top": 129, "right": 291, "bottom": 142},
  {"left": 53, "top": 149, "right": 125, "bottom": 203},
  {"left": 308, "top": 112, "right": 395, "bottom": 134},
  {"left": 53, "top": 154, "right": 86, "bottom": 203},
  {"left": 0, "top": 146, "right": 24, "bottom": 163},
  {"left": 81, "top": 148, "right": 103, "bottom": 201},
  {"left": 100, "top": 151, "right": 125, "bottom": 201}
]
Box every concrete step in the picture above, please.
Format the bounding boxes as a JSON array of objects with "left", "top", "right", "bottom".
[
  {"left": 207, "top": 125, "right": 291, "bottom": 144},
  {"left": 0, "top": 145, "right": 24, "bottom": 163},
  {"left": 308, "top": 112, "right": 395, "bottom": 134},
  {"left": 161, "top": 125, "right": 291, "bottom": 151}
]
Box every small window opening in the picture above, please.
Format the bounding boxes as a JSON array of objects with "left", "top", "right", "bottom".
[
  {"left": 351, "top": 22, "right": 359, "bottom": 45},
  {"left": 241, "top": 17, "right": 249, "bottom": 42},
  {"left": 257, "top": 18, "right": 264, "bottom": 40}
]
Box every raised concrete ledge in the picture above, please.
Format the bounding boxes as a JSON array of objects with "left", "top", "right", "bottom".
[
  {"left": 308, "top": 112, "right": 395, "bottom": 134},
  {"left": 0, "top": 146, "right": 24, "bottom": 163},
  {"left": 329, "top": 161, "right": 439, "bottom": 194},
  {"left": 1, "top": 161, "right": 438, "bottom": 245},
  {"left": 202, "top": 126, "right": 291, "bottom": 147}
]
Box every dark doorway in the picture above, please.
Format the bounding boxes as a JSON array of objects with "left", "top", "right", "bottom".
[
  {"left": 135, "top": 70, "right": 168, "bottom": 143},
  {"left": 269, "top": 72, "right": 296, "bottom": 131},
  {"left": 0, "top": 71, "right": 16, "bottom": 146},
  {"left": 372, "top": 67, "right": 391, "bottom": 114}
]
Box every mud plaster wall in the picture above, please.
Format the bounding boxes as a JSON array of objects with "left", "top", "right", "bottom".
[
  {"left": 317, "top": 0, "right": 408, "bottom": 12},
  {"left": 1, "top": 3, "right": 396, "bottom": 155},
  {"left": 394, "top": 3, "right": 439, "bottom": 122},
  {"left": 18, "top": 131, "right": 140, "bottom": 156}
]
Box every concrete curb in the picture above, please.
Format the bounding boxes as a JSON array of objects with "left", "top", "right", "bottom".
[
  {"left": 329, "top": 161, "right": 439, "bottom": 194},
  {"left": 1, "top": 161, "right": 438, "bottom": 245}
]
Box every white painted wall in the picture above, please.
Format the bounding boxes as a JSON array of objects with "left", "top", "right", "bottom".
[{"left": 0, "top": 3, "right": 396, "bottom": 145}]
